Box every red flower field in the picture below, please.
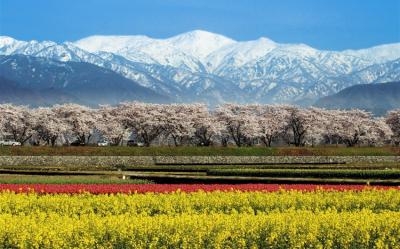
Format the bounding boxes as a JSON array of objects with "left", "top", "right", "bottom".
[{"left": 0, "top": 183, "right": 398, "bottom": 194}]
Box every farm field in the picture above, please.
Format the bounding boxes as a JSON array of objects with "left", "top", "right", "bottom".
[
  {"left": 0, "top": 188, "right": 399, "bottom": 248},
  {"left": 0, "top": 146, "right": 399, "bottom": 247},
  {"left": 0, "top": 156, "right": 399, "bottom": 247},
  {"left": 0, "top": 146, "right": 399, "bottom": 184},
  {"left": 1, "top": 161, "right": 399, "bottom": 185}
]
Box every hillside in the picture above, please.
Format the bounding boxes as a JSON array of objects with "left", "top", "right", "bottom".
[
  {"left": 314, "top": 81, "right": 400, "bottom": 115},
  {"left": 0, "top": 55, "right": 169, "bottom": 106}
]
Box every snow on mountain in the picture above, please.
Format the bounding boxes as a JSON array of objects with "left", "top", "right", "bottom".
[
  {"left": 74, "top": 35, "right": 157, "bottom": 64},
  {"left": 346, "top": 58, "right": 400, "bottom": 84},
  {"left": 206, "top": 37, "right": 277, "bottom": 71},
  {"left": 315, "top": 52, "right": 372, "bottom": 75},
  {"left": 1, "top": 31, "right": 400, "bottom": 105},
  {"left": 343, "top": 43, "right": 400, "bottom": 64},
  {"left": 0, "top": 37, "right": 175, "bottom": 93},
  {"left": 218, "top": 44, "right": 323, "bottom": 86},
  {"left": 74, "top": 33, "right": 209, "bottom": 72},
  {"left": 132, "top": 42, "right": 206, "bottom": 72},
  {"left": 0, "top": 36, "right": 27, "bottom": 54},
  {"left": 0, "top": 36, "right": 57, "bottom": 56},
  {"left": 73, "top": 35, "right": 153, "bottom": 53},
  {"left": 30, "top": 43, "right": 101, "bottom": 63},
  {"left": 165, "top": 30, "right": 236, "bottom": 61},
  {"left": 75, "top": 30, "right": 235, "bottom": 63}
]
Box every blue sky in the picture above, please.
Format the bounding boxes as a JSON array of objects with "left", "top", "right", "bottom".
[{"left": 0, "top": 0, "right": 399, "bottom": 50}]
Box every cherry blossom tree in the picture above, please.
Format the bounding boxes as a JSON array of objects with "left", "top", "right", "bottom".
[
  {"left": 117, "top": 102, "right": 167, "bottom": 147},
  {"left": 165, "top": 104, "right": 218, "bottom": 146},
  {"left": 386, "top": 109, "right": 400, "bottom": 146},
  {"left": 283, "top": 106, "right": 319, "bottom": 147},
  {"left": 163, "top": 104, "right": 200, "bottom": 146},
  {"left": 257, "top": 105, "right": 290, "bottom": 147},
  {"left": 96, "top": 105, "right": 127, "bottom": 146},
  {"left": 215, "top": 104, "right": 260, "bottom": 147},
  {"left": 304, "top": 107, "right": 336, "bottom": 146},
  {"left": 0, "top": 104, "right": 36, "bottom": 145},
  {"left": 0, "top": 112, "right": 4, "bottom": 138},
  {"left": 319, "top": 109, "right": 344, "bottom": 145},
  {"left": 33, "top": 107, "right": 69, "bottom": 146},
  {"left": 333, "top": 110, "right": 375, "bottom": 147},
  {"left": 52, "top": 104, "right": 97, "bottom": 145},
  {"left": 0, "top": 102, "right": 398, "bottom": 147},
  {"left": 193, "top": 107, "right": 224, "bottom": 146},
  {"left": 362, "top": 118, "right": 393, "bottom": 146}
]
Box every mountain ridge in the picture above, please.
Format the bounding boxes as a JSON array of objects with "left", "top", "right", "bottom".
[{"left": 1, "top": 31, "right": 400, "bottom": 105}]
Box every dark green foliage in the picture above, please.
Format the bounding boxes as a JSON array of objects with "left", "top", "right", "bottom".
[{"left": 207, "top": 169, "right": 400, "bottom": 179}]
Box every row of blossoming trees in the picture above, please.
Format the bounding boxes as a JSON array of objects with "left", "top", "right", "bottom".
[{"left": 0, "top": 103, "right": 399, "bottom": 147}]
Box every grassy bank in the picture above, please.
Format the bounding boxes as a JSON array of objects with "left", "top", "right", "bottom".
[{"left": 0, "top": 174, "right": 153, "bottom": 184}]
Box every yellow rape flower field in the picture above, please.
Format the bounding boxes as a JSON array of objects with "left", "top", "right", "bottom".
[{"left": 0, "top": 190, "right": 399, "bottom": 249}]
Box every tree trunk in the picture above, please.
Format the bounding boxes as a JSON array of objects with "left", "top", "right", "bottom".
[
  {"left": 261, "top": 136, "right": 272, "bottom": 147},
  {"left": 51, "top": 136, "right": 58, "bottom": 147}
]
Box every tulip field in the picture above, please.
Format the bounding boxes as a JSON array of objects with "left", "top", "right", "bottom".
[{"left": 0, "top": 184, "right": 399, "bottom": 248}]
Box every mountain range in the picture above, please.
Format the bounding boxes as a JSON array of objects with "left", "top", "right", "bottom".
[{"left": 1, "top": 30, "right": 400, "bottom": 106}]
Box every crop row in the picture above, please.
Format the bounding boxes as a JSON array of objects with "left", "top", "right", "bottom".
[
  {"left": 161, "top": 163, "right": 400, "bottom": 170},
  {"left": 0, "top": 183, "right": 398, "bottom": 194},
  {"left": 1, "top": 189, "right": 399, "bottom": 248},
  {"left": 207, "top": 169, "right": 400, "bottom": 179},
  {"left": 118, "top": 162, "right": 400, "bottom": 171},
  {"left": 3, "top": 162, "right": 400, "bottom": 174},
  {"left": 0, "top": 209, "right": 399, "bottom": 248},
  {"left": 0, "top": 190, "right": 399, "bottom": 215},
  {"left": 0, "top": 175, "right": 154, "bottom": 184}
]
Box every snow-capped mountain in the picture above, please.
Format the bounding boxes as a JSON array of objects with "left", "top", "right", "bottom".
[
  {"left": 343, "top": 44, "right": 400, "bottom": 64},
  {"left": 1, "top": 30, "right": 400, "bottom": 106},
  {"left": 75, "top": 30, "right": 235, "bottom": 71},
  {"left": 74, "top": 30, "right": 226, "bottom": 72},
  {"left": 206, "top": 37, "right": 278, "bottom": 71},
  {"left": 165, "top": 30, "right": 236, "bottom": 61}
]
